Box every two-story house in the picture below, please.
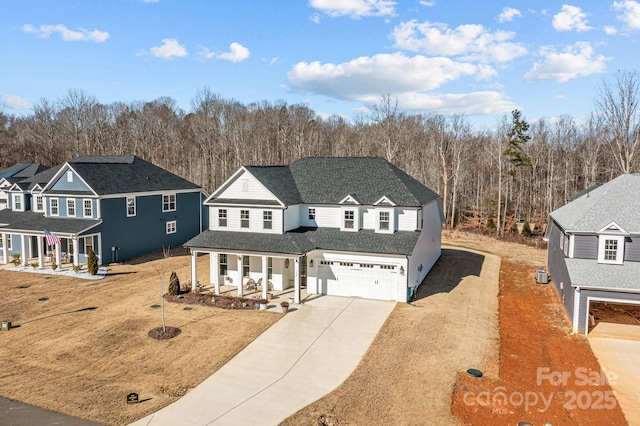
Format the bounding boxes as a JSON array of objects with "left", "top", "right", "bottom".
[
  {"left": 545, "top": 174, "right": 640, "bottom": 334},
  {"left": 0, "top": 155, "right": 205, "bottom": 268},
  {"left": 0, "top": 163, "right": 50, "bottom": 210},
  {"left": 184, "top": 157, "right": 443, "bottom": 303}
]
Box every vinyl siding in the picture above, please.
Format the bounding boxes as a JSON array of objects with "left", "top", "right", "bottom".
[
  {"left": 408, "top": 201, "right": 442, "bottom": 299},
  {"left": 209, "top": 206, "right": 283, "bottom": 234},
  {"left": 546, "top": 220, "right": 575, "bottom": 324},
  {"left": 624, "top": 236, "right": 640, "bottom": 262},
  {"left": 573, "top": 234, "right": 598, "bottom": 259},
  {"left": 50, "top": 170, "right": 92, "bottom": 192},
  {"left": 397, "top": 209, "right": 418, "bottom": 231},
  {"left": 216, "top": 171, "right": 279, "bottom": 202}
]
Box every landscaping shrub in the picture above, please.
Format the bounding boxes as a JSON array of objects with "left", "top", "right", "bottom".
[
  {"left": 521, "top": 221, "right": 532, "bottom": 237},
  {"left": 87, "top": 247, "right": 98, "bottom": 275}
]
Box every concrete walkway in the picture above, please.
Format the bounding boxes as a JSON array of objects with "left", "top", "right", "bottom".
[
  {"left": 130, "top": 296, "right": 395, "bottom": 426},
  {"left": 589, "top": 322, "right": 640, "bottom": 426}
]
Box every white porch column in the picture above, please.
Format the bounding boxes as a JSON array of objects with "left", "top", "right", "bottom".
[
  {"left": 190, "top": 250, "right": 198, "bottom": 291},
  {"left": 37, "top": 237, "right": 44, "bottom": 268},
  {"left": 21, "top": 234, "right": 27, "bottom": 266},
  {"left": 236, "top": 255, "right": 243, "bottom": 297},
  {"left": 1, "top": 232, "right": 8, "bottom": 264},
  {"left": 261, "top": 255, "right": 268, "bottom": 300},
  {"left": 210, "top": 252, "right": 220, "bottom": 295},
  {"left": 72, "top": 238, "right": 79, "bottom": 267},
  {"left": 55, "top": 242, "right": 61, "bottom": 267},
  {"left": 294, "top": 257, "right": 301, "bottom": 304},
  {"left": 96, "top": 233, "right": 103, "bottom": 265}
]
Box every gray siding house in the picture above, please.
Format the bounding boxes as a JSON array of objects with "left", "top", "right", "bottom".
[
  {"left": 0, "top": 155, "right": 205, "bottom": 267},
  {"left": 545, "top": 174, "right": 640, "bottom": 334}
]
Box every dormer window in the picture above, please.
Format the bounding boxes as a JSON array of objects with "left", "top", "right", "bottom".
[
  {"left": 379, "top": 211, "right": 390, "bottom": 231},
  {"left": 598, "top": 235, "right": 625, "bottom": 264},
  {"left": 344, "top": 210, "right": 354, "bottom": 229},
  {"left": 13, "top": 194, "right": 22, "bottom": 211},
  {"left": 35, "top": 195, "right": 43, "bottom": 211}
]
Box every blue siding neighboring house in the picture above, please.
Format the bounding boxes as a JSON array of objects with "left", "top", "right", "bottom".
[
  {"left": 545, "top": 174, "right": 640, "bottom": 334},
  {"left": 0, "top": 155, "right": 205, "bottom": 268}
]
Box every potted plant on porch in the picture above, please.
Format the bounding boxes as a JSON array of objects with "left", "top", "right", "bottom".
[
  {"left": 280, "top": 301, "right": 289, "bottom": 313},
  {"left": 258, "top": 299, "right": 268, "bottom": 310}
]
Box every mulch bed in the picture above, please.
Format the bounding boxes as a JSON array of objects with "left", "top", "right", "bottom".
[
  {"left": 148, "top": 326, "right": 181, "bottom": 340},
  {"left": 164, "top": 289, "right": 265, "bottom": 310}
]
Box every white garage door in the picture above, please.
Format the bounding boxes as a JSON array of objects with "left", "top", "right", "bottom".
[{"left": 317, "top": 261, "right": 398, "bottom": 301}]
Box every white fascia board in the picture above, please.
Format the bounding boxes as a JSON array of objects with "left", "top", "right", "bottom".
[
  {"left": 41, "top": 163, "right": 99, "bottom": 197},
  {"left": 597, "top": 221, "right": 628, "bottom": 235},
  {"left": 205, "top": 167, "right": 248, "bottom": 203},
  {"left": 373, "top": 195, "right": 396, "bottom": 206},
  {"left": 339, "top": 194, "right": 360, "bottom": 205}
]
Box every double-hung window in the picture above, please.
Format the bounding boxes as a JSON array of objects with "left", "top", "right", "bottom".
[
  {"left": 308, "top": 208, "right": 316, "bottom": 220},
  {"left": 598, "top": 235, "right": 625, "bottom": 265},
  {"left": 219, "top": 254, "right": 228, "bottom": 276},
  {"left": 241, "top": 210, "right": 250, "bottom": 228},
  {"left": 83, "top": 199, "right": 93, "bottom": 218},
  {"left": 344, "top": 210, "right": 354, "bottom": 229},
  {"left": 127, "top": 197, "right": 136, "bottom": 217},
  {"left": 379, "top": 211, "right": 390, "bottom": 231},
  {"left": 243, "top": 255, "right": 250, "bottom": 276},
  {"left": 35, "top": 195, "right": 43, "bottom": 211},
  {"left": 50, "top": 198, "right": 59, "bottom": 216},
  {"left": 67, "top": 199, "right": 76, "bottom": 217},
  {"left": 166, "top": 220, "right": 176, "bottom": 234},
  {"left": 163, "top": 194, "right": 176, "bottom": 212},
  {"left": 263, "top": 211, "right": 272, "bottom": 229},
  {"left": 218, "top": 209, "right": 227, "bottom": 227},
  {"left": 13, "top": 195, "right": 22, "bottom": 211}
]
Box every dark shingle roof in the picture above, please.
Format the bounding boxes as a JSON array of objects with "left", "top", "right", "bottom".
[
  {"left": 62, "top": 155, "right": 201, "bottom": 195},
  {"left": 219, "top": 157, "right": 439, "bottom": 207},
  {"left": 184, "top": 227, "right": 420, "bottom": 256},
  {"left": 0, "top": 209, "right": 101, "bottom": 235}
]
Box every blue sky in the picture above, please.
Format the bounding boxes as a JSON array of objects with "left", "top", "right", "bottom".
[{"left": 2, "top": 0, "right": 640, "bottom": 128}]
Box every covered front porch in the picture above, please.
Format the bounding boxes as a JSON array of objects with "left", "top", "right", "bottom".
[{"left": 188, "top": 250, "right": 306, "bottom": 304}]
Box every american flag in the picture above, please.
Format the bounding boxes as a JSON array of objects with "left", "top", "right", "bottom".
[{"left": 43, "top": 229, "right": 61, "bottom": 246}]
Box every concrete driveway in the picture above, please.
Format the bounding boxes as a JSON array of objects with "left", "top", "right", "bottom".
[
  {"left": 589, "top": 322, "right": 640, "bottom": 426},
  {"left": 130, "top": 296, "right": 395, "bottom": 426}
]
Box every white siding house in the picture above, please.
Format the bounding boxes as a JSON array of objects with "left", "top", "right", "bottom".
[{"left": 185, "top": 157, "right": 444, "bottom": 303}]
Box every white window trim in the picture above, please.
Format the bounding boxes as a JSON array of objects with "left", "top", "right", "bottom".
[
  {"left": 35, "top": 195, "right": 44, "bottom": 212},
  {"left": 13, "top": 194, "right": 23, "bottom": 211},
  {"left": 263, "top": 210, "right": 272, "bottom": 230},
  {"left": 218, "top": 209, "right": 227, "bottom": 227},
  {"left": 83, "top": 199, "right": 93, "bottom": 218},
  {"left": 84, "top": 236, "right": 94, "bottom": 254},
  {"left": 376, "top": 208, "right": 394, "bottom": 233},
  {"left": 240, "top": 209, "right": 250, "bottom": 229},
  {"left": 163, "top": 194, "right": 176, "bottom": 212},
  {"left": 166, "top": 220, "right": 177, "bottom": 234},
  {"left": 597, "top": 235, "right": 625, "bottom": 264},
  {"left": 50, "top": 197, "right": 59, "bottom": 216},
  {"left": 127, "top": 197, "right": 136, "bottom": 217},
  {"left": 308, "top": 207, "right": 316, "bottom": 220},
  {"left": 67, "top": 170, "right": 74, "bottom": 182},
  {"left": 341, "top": 208, "right": 358, "bottom": 232},
  {"left": 67, "top": 199, "right": 76, "bottom": 217}
]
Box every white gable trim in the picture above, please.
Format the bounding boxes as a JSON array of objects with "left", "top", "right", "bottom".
[
  {"left": 339, "top": 194, "right": 360, "bottom": 205},
  {"left": 205, "top": 167, "right": 285, "bottom": 207},
  {"left": 597, "top": 221, "right": 628, "bottom": 235},
  {"left": 0, "top": 178, "right": 11, "bottom": 188},
  {"left": 373, "top": 195, "right": 396, "bottom": 206},
  {"left": 41, "top": 163, "right": 99, "bottom": 197},
  {"left": 30, "top": 183, "right": 43, "bottom": 193}
]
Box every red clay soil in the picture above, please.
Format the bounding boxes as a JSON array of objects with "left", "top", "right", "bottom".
[{"left": 451, "top": 259, "right": 628, "bottom": 425}]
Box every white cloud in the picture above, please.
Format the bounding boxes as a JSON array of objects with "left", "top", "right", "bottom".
[
  {"left": 524, "top": 42, "right": 609, "bottom": 82},
  {"left": 419, "top": 0, "right": 436, "bottom": 6},
  {"left": 218, "top": 42, "right": 250, "bottom": 62},
  {"left": 287, "top": 53, "right": 495, "bottom": 101},
  {"left": 552, "top": 5, "right": 592, "bottom": 32},
  {"left": 391, "top": 91, "right": 516, "bottom": 115},
  {"left": 604, "top": 25, "right": 618, "bottom": 34},
  {"left": 309, "top": 0, "right": 396, "bottom": 18},
  {"left": 22, "top": 24, "right": 109, "bottom": 42},
  {"left": 199, "top": 43, "right": 250, "bottom": 62},
  {"left": 390, "top": 20, "right": 527, "bottom": 63},
  {"left": 613, "top": 1, "right": 640, "bottom": 30},
  {"left": 498, "top": 7, "right": 522, "bottom": 23},
  {"left": 146, "top": 38, "right": 188, "bottom": 59},
  {"left": 1, "top": 94, "right": 32, "bottom": 110}
]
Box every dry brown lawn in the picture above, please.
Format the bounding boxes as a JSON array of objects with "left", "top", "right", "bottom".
[{"left": 0, "top": 249, "right": 281, "bottom": 426}]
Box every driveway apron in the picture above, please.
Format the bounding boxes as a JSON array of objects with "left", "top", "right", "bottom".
[{"left": 130, "top": 296, "right": 395, "bottom": 426}]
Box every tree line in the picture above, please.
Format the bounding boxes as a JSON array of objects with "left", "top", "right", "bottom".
[{"left": 1, "top": 71, "right": 639, "bottom": 237}]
